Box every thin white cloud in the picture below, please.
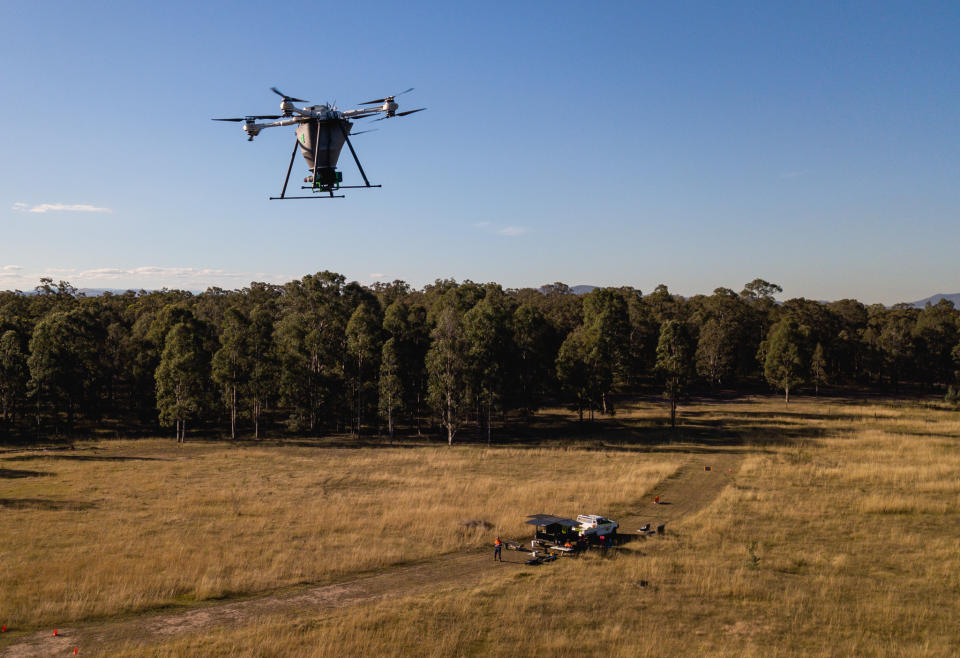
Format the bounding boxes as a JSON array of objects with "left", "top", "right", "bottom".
[
  {"left": 0, "top": 265, "right": 296, "bottom": 292},
  {"left": 369, "top": 272, "right": 385, "bottom": 278},
  {"left": 12, "top": 202, "right": 113, "bottom": 214},
  {"left": 475, "top": 221, "right": 531, "bottom": 237}
]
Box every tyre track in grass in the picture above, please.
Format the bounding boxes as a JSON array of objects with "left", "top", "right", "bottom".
[{"left": 0, "top": 450, "right": 743, "bottom": 657}]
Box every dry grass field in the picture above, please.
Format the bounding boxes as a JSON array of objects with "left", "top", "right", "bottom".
[
  {"left": 3, "top": 396, "right": 959, "bottom": 656},
  {"left": 0, "top": 433, "right": 678, "bottom": 629}
]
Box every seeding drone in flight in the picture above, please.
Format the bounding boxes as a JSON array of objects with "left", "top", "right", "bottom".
[{"left": 214, "top": 87, "right": 425, "bottom": 199}]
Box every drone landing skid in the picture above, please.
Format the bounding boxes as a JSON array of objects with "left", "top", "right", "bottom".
[{"left": 270, "top": 120, "right": 379, "bottom": 200}]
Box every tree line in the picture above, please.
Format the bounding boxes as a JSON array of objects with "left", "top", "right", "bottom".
[{"left": 1, "top": 275, "right": 958, "bottom": 443}]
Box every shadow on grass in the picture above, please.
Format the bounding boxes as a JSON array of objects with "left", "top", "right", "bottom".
[
  {"left": 2, "top": 454, "right": 171, "bottom": 463},
  {"left": 0, "top": 467, "right": 53, "bottom": 479},
  {"left": 233, "top": 408, "right": 829, "bottom": 454},
  {"left": 0, "top": 497, "right": 96, "bottom": 511}
]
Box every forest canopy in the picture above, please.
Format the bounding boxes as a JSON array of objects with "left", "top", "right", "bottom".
[{"left": 1, "top": 275, "right": 958, "bottom": 443}]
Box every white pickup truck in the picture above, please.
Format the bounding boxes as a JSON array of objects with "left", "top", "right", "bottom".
[{"left": 576, "top": 514, "right": 618, "bottom": 537}]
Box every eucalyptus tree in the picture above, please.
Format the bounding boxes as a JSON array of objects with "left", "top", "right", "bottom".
[
  {"left": 211, "top": 307, "right": 251, "bottom": 439},
  {"left": 247, "top": 304, "right": 278, "bottom": 438},
  {"left": 378, "top": 337, "right": 403, "bottom": 441},
  {"left": 156, "top": 318, "right": 211, "bottom": 442},
  {"left": 645, "top": 284, "right": 680, "bottom": 324},
  {"left": 512, "top": 304, "right": 555, "bottom": 416},
  {"left": 463, "top": 290, "right": 514, "bottom": 443},
  {"left": 952, "top": 340, "right": 960, "bottom": 386},
  {"left": 556, "top": 324, "right": 601, "bottom": 422},
  {"left": 346, "top": 302, "right": 383, "bottom": 436},
  {"left": 383, "top": 301, "right": 430, "bottom": 433},
  {"left": 625, "top": 288, "right": 658, "bottom": 379},
  {"left": 275, "top": 272, "right": 350, "bottom": 432},
  {"left": 0, "top": 330, "right": 27, "bottom": 432},
  {"left": 696, "top": 318, "right": 734, "bottom": 386},
  {"left": 877, "top": 305, "right": 919, "bottom": 392},
  {"left": 913, "top": 299, "right": 959, "bottom": 388},
  {"left": 538, "top": 282, "right": 584, "bottom": 339},
  {"left": 27, "top": 309, "right": 100, "bottom": 432},
  {"left": 828, "top": 299, "right": 869, "bottom": 383},
  {"left": 655, "top": 320, "right": 694, "bottom": 428},
  {"left": 810, "top": 342, "right": 828, "bottom": 396},
  {"left": 123, "top": 292, "right": 195, "bottom": 422},
  {"left": 740, "top": 278, "right": 782, "bottom": 376},
  {"left": 581, "top": 288, "right": 630, "bottom": 409},
  {"left": 370, "top": 279, "right": 412, "bottom": 309},
  {"left": 426, "top": 306, "right": 469, "bottom": 445},
  {"left": 763, "top": 318, "right": 806, "bottom": 404}
]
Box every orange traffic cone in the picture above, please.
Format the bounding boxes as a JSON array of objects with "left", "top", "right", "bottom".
[
  {"left": 654, "top": 495, "right": 660, "bottom": 504},
  {"left": 53, "top": 629, "right": 58, "bottom": 636}
]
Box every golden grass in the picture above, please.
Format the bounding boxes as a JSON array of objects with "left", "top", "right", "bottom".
[
  {"left": 0, "top": 438, "right": 679, "bottom": 628},
  {"left": 99, "top": 396, "right": 960, "bottom": 657}
]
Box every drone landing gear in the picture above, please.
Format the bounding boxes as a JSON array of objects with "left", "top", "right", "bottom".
[{"left": 269, "top": 121, "right": 382, "bottom": 200}]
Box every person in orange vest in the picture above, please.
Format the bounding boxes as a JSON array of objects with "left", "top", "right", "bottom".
[{"left": 494, "top": 536, "right": 503, "bottom": 562}]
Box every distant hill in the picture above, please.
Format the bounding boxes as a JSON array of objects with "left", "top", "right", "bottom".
[
  {"left": 908, "top": 293, "right": 960, "bottom": 308},
  {"left": 77, "top": 288, "right": 140, "bottom": 296},
  {"left": 571, "top": 285, "right": 597, "bottom": 295}
]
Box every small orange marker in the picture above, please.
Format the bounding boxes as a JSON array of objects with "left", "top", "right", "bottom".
[
  {"left": 53, "top": 629, "right": 58, "bottom": 636},
  {"left": 1, "top": 624, "right": 5, "bottom": 632},
  {"left": 654, "top": 495, "right": 660, "bottom": 504},
  {"left": 74, "top": 649, "right": 78, "bottom": 655}
]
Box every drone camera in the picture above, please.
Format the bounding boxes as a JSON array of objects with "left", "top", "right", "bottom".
[{"left": 304, "top": 168, "right": 343, "bottom": 188}]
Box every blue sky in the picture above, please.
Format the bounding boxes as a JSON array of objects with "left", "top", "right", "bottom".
[{"left": 1, "top": 1, "right": 957, "bottom": 304}]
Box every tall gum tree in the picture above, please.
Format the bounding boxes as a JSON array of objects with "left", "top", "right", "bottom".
[
  {"left": 156, "top": 319, "right": 210, "bottom": 442},
  {"left": 378, "top": 337, "right": 403, "bottom": 442},
  {"left": 655, "top": 320, "right": 694, "bottom": 428},
  {"left": 0, "top": 330, "right": 27, "bottom": 432},
  {"left": 763, "top": 318, "right": 806, "bottom": 404},
  {"left": 346, "top": 302, "right": 383, "bottom": 437},
  {"left": 463, "top": 291, "right": 514, "bottom": 444},
  {"left": 426, "top": 306, "right": 468, "bottom": 445},
  {"left": 211, "top": 308, "right": 251, "bottom": 440}
]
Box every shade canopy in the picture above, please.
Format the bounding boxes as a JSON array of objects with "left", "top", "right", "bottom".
[{"left": 525, "top": 514, "right": 580, "bottom": 527}]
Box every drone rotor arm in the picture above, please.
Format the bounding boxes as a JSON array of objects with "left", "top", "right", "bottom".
[
  {"left": 359, "top": 87, "right": 414, "bottom": 105},
  {"left": 270, "top": 87, "right": 308, "bottom": 103}
]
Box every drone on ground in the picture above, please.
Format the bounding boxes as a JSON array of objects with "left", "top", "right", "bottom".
[{"left": 214, "top": 87, "right": 424, "bottom": 199}]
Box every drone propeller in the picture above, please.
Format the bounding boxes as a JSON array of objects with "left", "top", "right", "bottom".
[
  {"left": 372, "top": 107, "right": 426, "bottom": 121},
  {"left": 270, "top": 87, "right": 308, "bottom": 103},
  {"left": 359, "top": 87, "right": 414, "bottom": 105},
  {"left": 349, "top": 128, "right": 378, "bottom": 136},
  {"left": 212, "top": 115, "right": 282, "bottom": 122}
]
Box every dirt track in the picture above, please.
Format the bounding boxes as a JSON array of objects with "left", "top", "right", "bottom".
[{"left": 0, "top": 450, "right": 741, "bottom": 657}]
